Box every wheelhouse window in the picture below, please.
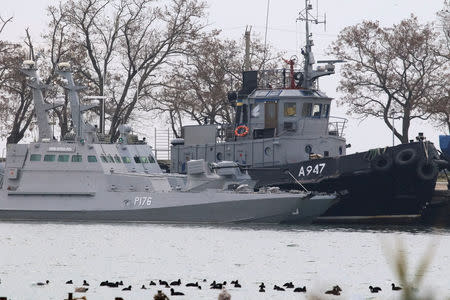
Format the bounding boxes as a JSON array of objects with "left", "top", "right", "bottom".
[
  {"left": 301, "top": 103, "right": 312, "bottom": 117},
  {"left": 44, "top": 154, "right": 56, "bottom": 162},
  {"left": 100, "top": 155, "right": 108, "bottom": 163},
  {"left": 312, "top": 104, "right": 322, "bottom": 117},
  {"left": 322, "top": 104, "right": 330, "bottom": 117},
  {"left": 134, "top": 156, "right": 141, "bottom": 163},
  {"left": 140, "top": 156, "right": 149, "bottom": 163},
  {"left": 122, "top": 156, "right": 131, "bottom": 163},
  {"left": 149, "top": 155, "right": 156, "bottom": 163},
  {"left": 58, "top": 155, "right": 70, "bottom": 162},
  {"left": 107, "top": 155, "right": 114, "bottom": 163},
  {"left": 30, "top": 154, "right": 41, "bottom": 161},
  {"left": 88, "top": 155, "right": 98, "bottom": 163},
  {"left": 72, "top": 155, "right": 82, "bottom": 162},
  {"left": 114, "top": 155, "right": 122, "bottom": 163},
  {"left": 284, "top": 102, "right": 297, "bottom": 117}
]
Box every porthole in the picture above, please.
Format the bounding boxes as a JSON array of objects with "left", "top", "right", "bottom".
[
  {"left": 305, "top": 145, "right": 312, "bottom": 154},
  {"left": 264, "top": 147, "right": 272, "bottom": 156},
  {"left": 216, "top": 152, "right": 223, "bottom": 161}
]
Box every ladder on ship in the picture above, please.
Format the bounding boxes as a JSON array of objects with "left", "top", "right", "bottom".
[{"left": 153, "top": 128, "right": 174, "bottom": 161}]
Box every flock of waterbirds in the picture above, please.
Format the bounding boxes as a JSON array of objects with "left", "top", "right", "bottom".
[{"left": 3, "top": 278, "right": 407, "bottom": 298}]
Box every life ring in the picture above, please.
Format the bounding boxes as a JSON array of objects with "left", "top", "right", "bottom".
[
  {"left": 394, "top": 148, "right": 418, "bottom": 167},
  {"left": 416, "top": 159, "right": 438, "bottom": 181},
  {"left": 371, "top": 154, "right": 393, "bottom": 173},
  {"left": 235, "top": 125, "right": 249, "bottom": 137}
]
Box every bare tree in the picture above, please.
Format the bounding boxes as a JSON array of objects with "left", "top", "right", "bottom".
[
  {"left": 152, "top": 30, "right": 282, "bottom": 136},
  {"left": 54, "top": 0, "right": 206, "bottom": 141},
  {"left": 330, "top": 16, "right": 448, "bottom": 143}
]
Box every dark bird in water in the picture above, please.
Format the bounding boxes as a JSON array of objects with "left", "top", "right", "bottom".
[
  {"left": 369, "top": 286, "right": 382, "bottom": 293},
  {"left": 186, "top": 282, "right": 199, "bottom": 287},
  {"left": 74, "top": 287, "right": 88, "bottom": 293},
  {"left": 210, "top": 280, "right": 216, "bottom": 286},
  {"left": 107, "top": 282, "right": 119, "bottom": 288},
  {"left": 294, "top": 286, "right": 307, "bottom": 293},
  {"left": 159, "top": 280, "right": 169, "bottom": 286},
  {"left": 100, "top": 280, "right": 108, "bottom": 286},
  {"left": 170, "top": 288, "right": 184, "bottom": 296},
  {"left": 259, "top": 282, "right": 265, "bottom": 289},
  {"left": 141, "top": 284, "right": 147, "bottom": 289},
  {"left": 283, "top": 282, "right": 294, "bottom": 289},
  {"left": 392, "top": 283, "right": 402, "bottom": 291},
  {"left": 83, "top": 280, "right": 89, "bottom": 286},
  {"left": 333, "top": 285, "right": 342, "bottom": 292},
  {"left": 230, "top": 280, "right": 237, "bottom": 284},
  {"left": 259, "top": 287, "right": 265, "bottom": 293},
  {"left": 122, "top": 285, "right": 132, "bottom": 291},
  {"left": 118, "top": 281, "right": 123, "bottom": 286},
  {"left": 211, "top": 283, "right": 223, "bottom": 289},
  {"left": 170, "top": 279, "right": 181, "bottom": 286},
  {"left": 149, "top": 280, "right": 156, "bottom": 286},
  {"left": 233, "top": 280, "right": 241, "bottom": 288},
  {"left": 66, "top": 280, "right": 73, "bottom": 284},
  {"left": 325, "top": 286, "right": 341, "bottom": 295},
  {"left": 274, "top": 285, "right": 285, "bottom": 291},
  {"left": 36, "top": 280, "right": 49, "bottom": 286}
]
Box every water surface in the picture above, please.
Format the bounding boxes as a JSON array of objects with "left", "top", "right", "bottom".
[{"left": 0, "top": 222, "right": 449, "bottom": 299}]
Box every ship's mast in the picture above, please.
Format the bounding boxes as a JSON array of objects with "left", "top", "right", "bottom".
[
  {"left": 21, "top": 61, "right": 53, "bottom": 142},
  {"left": 297, "top": 0, "right": 341, "bottom": 90}
]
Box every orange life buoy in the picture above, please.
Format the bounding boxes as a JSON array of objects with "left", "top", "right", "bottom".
[{"left": 235, "top": 125, "right": 249, "bottom": 137}]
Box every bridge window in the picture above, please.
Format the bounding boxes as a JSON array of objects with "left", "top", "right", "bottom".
[
  {"left": 312, "top": 104, "right": 322, "bottom": 117},
  {"left": 140, "top": 156, "right": 149, "bottom": 163},
  {"left": 149, "top": 155, "right": 156, "bottom": 163},
  {"left": 58, "top": 155, "right": 70, "bottom": 162},
  {"left": 322, "top": 104, "right": 330, "bottom": 117},
  {"left": 284, "top": 102, "right": 296, "bottom": 117},
  {"left": 44, "top": 154, "right": 56, "bottom": 162},
  {"left": 30, "top": 154, "right": 41, "bottom": 161},
  {"left": 114, "top": 155, "right": 122, "bottom": 163},
  {"left": 100, "top": 155, "right": 108, "bottom": 163},
  {"left": 134, "top": 156, "right": 141, "bottom": 163},
  {"left": 72, "top": 155, "right": 82, "bottom": 162},
  {"left": 301, "top": 103, "right": 312, "bottom": 117},
  {"left": 88, "top": 156, "right": 98, "bottom": 163},
  {"left": 122, "top": 156, "right": 131, "bottom": 163},
  {"left": 107, "top": 155, "right": 114, "bottom": 163}
]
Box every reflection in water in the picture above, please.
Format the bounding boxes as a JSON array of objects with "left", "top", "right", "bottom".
[{"left": 0, "top": 222, "right": 449, "bottom": 299}]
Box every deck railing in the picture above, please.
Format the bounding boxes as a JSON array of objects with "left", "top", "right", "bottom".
[{"left": 328, "top": 116, "right": 348, "bottom": 137}]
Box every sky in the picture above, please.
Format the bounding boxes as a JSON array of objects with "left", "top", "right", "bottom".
[{"left": 0, "top": 0, "right": 447, "bottom": 154}]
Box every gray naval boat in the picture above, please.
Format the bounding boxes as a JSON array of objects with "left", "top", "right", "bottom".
[{"left": 0, "top": 61, "right": 337, "bottom": 223}]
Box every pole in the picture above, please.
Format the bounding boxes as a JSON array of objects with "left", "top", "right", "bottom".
[{"left": 392, "top": 113, "right": 395, "bottom": 146}]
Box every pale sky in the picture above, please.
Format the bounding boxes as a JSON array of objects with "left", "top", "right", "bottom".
[{"left": 0, "top": 0, "right": 447, "bottom": 154}]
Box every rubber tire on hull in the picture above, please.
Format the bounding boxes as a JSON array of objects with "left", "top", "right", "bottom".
[
  {"left": 416, "top": 159, "right": 438, "bottom": 181},
  {"left": 371, "top": 154, "right": 393, "bottom": 173},
  {"left": 394, "top": 148, "right": 418, "bottom": 166}
]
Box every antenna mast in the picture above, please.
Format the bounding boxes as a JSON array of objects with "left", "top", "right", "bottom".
[
  {"left": 244, "top": 26, "right": 252, "bottom": 71},
  {"left": 297, "top": 0, "right": 326, "bottom": 89}
]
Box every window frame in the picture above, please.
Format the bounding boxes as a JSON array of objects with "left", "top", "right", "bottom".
[
  {"left": 87, "top": 155, "right": 98, "bottom": 163},
  {"left": 57, "top": 154, "right": 70, "bottom": 162},
  {"left": 30, "top": 154, "right": 42, "bottom": 162},
  {"left": 284, "top": 102, "right": 297, "bottom": 117},
  {"left": 71, "top": 155, "right": 83, "bottom": 162}
]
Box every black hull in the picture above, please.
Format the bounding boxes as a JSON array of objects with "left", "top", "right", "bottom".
[{"left": 248, "top": 141, "right": 442, "bottom": 218}]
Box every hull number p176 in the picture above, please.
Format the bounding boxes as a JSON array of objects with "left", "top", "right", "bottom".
[{"left": 134, "top": 196, "right": 152, "bottom": 206}]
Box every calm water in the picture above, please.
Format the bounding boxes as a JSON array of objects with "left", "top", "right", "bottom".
[{"left": 0, "top": 222, "right": 450, "bottom": 300}]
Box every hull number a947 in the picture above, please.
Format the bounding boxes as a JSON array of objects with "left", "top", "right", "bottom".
[
  {"left": 134, "top": 196, "right": 152, "bottom": 206},
  {"left": 298, "top": 163, "right": 326, "bottom": 177}
]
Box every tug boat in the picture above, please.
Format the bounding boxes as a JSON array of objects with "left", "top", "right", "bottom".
[{"left": 170, "top": 0, "right": 447, "bottom": 221}]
